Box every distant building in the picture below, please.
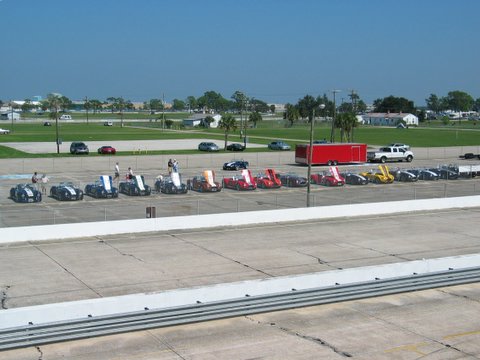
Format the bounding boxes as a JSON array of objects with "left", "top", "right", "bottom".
[
  {"left": 183, "top": 113, "right": 221, "bottom": 128},
  {"left": 0, "top": 112, "right": 20, "bottom": 120},
  {"left": 361, "top": 112, "right": 418, "bottom": 126}
]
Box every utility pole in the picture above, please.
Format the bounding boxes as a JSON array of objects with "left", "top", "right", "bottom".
[
  {"left": 162, "top": 93, "right": 165, "bottom": 131},
  {"left": 85, "top": 96, "right": 89, "bottom": 125},
  {"left": 330, "top": 90, "right": 341, "bottom": 143}
]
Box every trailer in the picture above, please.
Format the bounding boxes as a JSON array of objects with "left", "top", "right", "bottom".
[{"left": 295, "top": 143, "right": 367, "bottom": 165}]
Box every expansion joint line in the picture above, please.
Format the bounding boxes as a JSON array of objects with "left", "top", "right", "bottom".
[
  {"left": 170, "top": 234, "right": 274, "bottom": 277},
  {"left": 244, "top": 315, "right": 352, "bottom": 357},
  {"left": 33, "top": 245, "right": 102, "bottom": 297},
  {"left": 99, "top": 240, "right": 145, "bottom": 263}
]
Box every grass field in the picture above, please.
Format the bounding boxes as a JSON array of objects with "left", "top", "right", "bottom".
[{"left": 0, "top": 120, "right": 479, "bottom": 158}]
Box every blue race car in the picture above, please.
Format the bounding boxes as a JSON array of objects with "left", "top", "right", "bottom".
[
  {"left": 223, "top": 160, "right": 249, "bottom": 170},
  {"left": 155, "top": 173, "right": 188, "bottom": 194},
  {"left": 50, "top": 182, "right": 84, "bottom": 201},
  {"left": 10, "top": 184, "right": 42, "bottom": 203},
  {"left": 119, "top": 175, "right": 151, "bottom": 196},
  {"left": 84, "top": 175, "right": 119, "bottom": 198}
]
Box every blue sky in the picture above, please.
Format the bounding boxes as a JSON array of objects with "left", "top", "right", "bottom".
[{"left": 1, "top": 0, "right": 479, "bottom": 106}]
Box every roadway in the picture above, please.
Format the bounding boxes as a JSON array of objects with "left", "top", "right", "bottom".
[{"left": 1, "top": 146, "right": 480, "bottom": 358}]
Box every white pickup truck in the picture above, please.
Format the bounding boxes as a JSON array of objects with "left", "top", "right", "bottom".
[{"left": 367, "top": 146, "right": 414, "bottom": 163}]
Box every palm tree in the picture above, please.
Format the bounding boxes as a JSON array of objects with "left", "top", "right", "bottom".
[
  {"left": 45, "top": 93, "right": 62, "bottom": 153},
  {"left": 284, "top": 103, "right": 299, "bottom": 127},
  {"left": 248, "top": 111, "right": 262, "bottom": 128},
  {"left": 218, "top": 113, "right": 237, "bottom": 150}
]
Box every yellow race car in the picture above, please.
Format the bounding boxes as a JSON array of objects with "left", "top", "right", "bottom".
[{"left": 360, "top": 165, "right": 395, "bottom": 184}]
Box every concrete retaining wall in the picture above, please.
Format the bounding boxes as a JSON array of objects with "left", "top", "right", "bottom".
[{"left": 1, "top": 195, "right": 480, "bottom": 244}]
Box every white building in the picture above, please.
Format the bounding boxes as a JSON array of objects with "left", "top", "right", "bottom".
[
  {"left": 0, "top": 112, "right": 20, "bottom": 121},
  {"left": 183, "top": 113, "right": 222, "bottom": 128},
  {"left": 361, "top": 112, "right": 418, "bottom": 126}
]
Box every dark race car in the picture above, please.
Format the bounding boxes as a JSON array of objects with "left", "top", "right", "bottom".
[
  {"left": 340, "top": 172, "right": 368, "bottom": 185},
  {"left": 223, "top": 169, "right": 257, "bottom": 190},
  {"left": 226, "top": 143, "right": 245, "bottom": 151},
  {"left": 428, "top": 167, "right": 459, "bottom": 180},
  {"left": 391, "top": 169, "right": 419, "bottom": 182},
  {"left": 278, "top": 173, "right": 308, "bottom": 187},
  {"left": 50, "top": 182, "right": 84, "bottom": 201},
  {"left": 10, "top": 184, "right": 42, "bottom": 203},
  {"left": 254, "top": 168, "right": 282, "bottom": 189},
  {"left": 155, "top": 173, "right": 188, "bottom": 194},
  {"left": 119, "top": 175, "right": 151, "bottom": 196},
  {"left": 408, "top": 169, "right": 439, "bottom": 181},
  {"left": 187, "top": 170, "right": 221, "bottom": 192},
  {"left": 223, "top": 160, "right": 249, "bottom": 171},
  {"left": 84, "top": 175, "right": 119, "bottom": 198},
  {"left": 310, "top": 166, "right": 345, "bottom": 186}
]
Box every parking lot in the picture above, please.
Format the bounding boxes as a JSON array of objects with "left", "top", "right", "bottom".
[{"left": 1, "top": 145, "right": 480, "bottom": 227}]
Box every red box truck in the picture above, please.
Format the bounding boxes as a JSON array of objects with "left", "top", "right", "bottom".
[{"left": 295, "top": 143, "right": 367, "bottom": 165}]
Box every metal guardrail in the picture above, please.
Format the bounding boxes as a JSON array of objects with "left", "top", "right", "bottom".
[{"left": 1, "top": 267, "right": 479, "bottom": 351}]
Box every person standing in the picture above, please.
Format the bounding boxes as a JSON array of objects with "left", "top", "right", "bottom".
[
  {"left": 173, "top": 159, "right": 179, "bottom": 173},
  {"left": 167, "top": 159, "right": 173, "bottom": 174},
  {"left": 40, "top": 174, "right": 49, "bottom": 195},
  {"left": 114, "top": 162, "right": 120, "bottom": 182},
  {"left": 31, "top": 172, "right": 39, "bottom": 190}
]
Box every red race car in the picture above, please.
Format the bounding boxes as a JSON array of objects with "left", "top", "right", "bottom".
[
  {"left": 223, "top": 169, "right": 257, "bottom": 191},
  {"left": 188, "top": 170, "right": 222, "bottom": 192},
  {"left": 310, "top": 166, "right": 345, "bottom": 186},
  {"left": 254, "top": 168, "right": 282, "bottom": 189},
  {"left": 97, "top": 145, "right": 116, "bottom": 155}
]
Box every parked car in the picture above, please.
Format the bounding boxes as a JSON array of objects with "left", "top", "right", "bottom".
[
  {"left": 428, "top": 167, "right": 458, "bottom": 180},
  {"left": 50, "top": 182, "right": 84, "bottom": 201},
  {"left": 0, "top": 128, "right": 11, "bottom": 134},
  {"left": 223, "top": 159, "right": 249, "bottom": 170},
  {"left": 155, "top": 173, "right": 188, "bottom": 194},
  {"left": 119, "top": 175, "right": 151, "bottom": 196},
  {"left": 97, "top": 145, "right": 116, "bottom": 155},
  {"left": 104, "top": 121, "right": 113, "bottom": 126},
  {"left": 310, "top": 166, "right": 345, "bottom": 186},
  {"left": 391, "top": 169, "right": 419, "bottom": 182},
  {"left": 388, "top": 143, "right": 411, "bottom": 150},
  {"left": 70, "top": 142, "right": 89, "bottom": 155},
  {"left": 187, "top": 170, "right": 222, "bottom": 192},
  {"left": 226, "top": 143, "right": 245, "bottom": 151},
  {"left": 278, "top": 173, "right": 308, "bottom": 187},
  {"left": 223, "top": 169, "right": 257, "bottom": 191},
  {"left": 198, "top": 142, "right": 220, "bottom": 152},
  {"left": 10, "top": 184, "right": 42, "bottom": 203},
  {"left": 268, "top": 141, "right": 291, "bottom": 150},
  {"left": 43, "top": 122, "right": 51, "bottom": 126},
  {"left": 360, "top": 165, "right": 395, "bottom": 184},
  {"left": 340, "top": 172, "right": 369, "bottom": 185},
  {"left": 84, "top": 175, "right": 119, "bottom": 198},
  {"left": 254, "top": 168, "right": 282, "bottom": 189},
  {"left": 60, "top": 114, "right": 72, "bottom": 120},
  {"left": 408, "top": 169, "right": 439, "bottom": 181}
]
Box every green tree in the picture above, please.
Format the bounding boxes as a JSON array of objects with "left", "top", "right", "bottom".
[
  {"left": 297, "top": 95, "right": 318, "bottom": 121},
  {"left": 172, "top": 99, "right": 186, "bottom": 111},
  {"left": 269, "top": 104, "right": 276, "bottom": 113},
  {"left": 59, "top": 96, "right": 72, "bottom": 112},
  {"left": 89, "top": 99, "right": 103, "bottom": 113},
  {"left": 445, "top": 90, "right": 474, "bottom": 112},
  {"left": 218, "top": 113, "right": 237, "bottom": 150},
  {"left": 186, "top": 96, "right": 197, "bottom": 112},
  {"left": 473, "top": 98, "right": 480, "bottom": 112},
  {"left": 231, "top": 90, "right": 247, "bottom": 114},
  {"left": 426, "top": 94, "right": 441, "bottom": 113},
  {"left": 283, "top": 103, "right": 299, "bottom": 127},
  {"left": 248, "top": 111, "right": 262, "bottom": 128},
  {"left": 198, "top": 91, "right": 229, "bottom": 112},
  {"left": 21, "top": 99, "right": 33, "bottom": 113},
  {"left": 44, "top": 93, "right": 62, "bottom": 153},
  {"left": 373, "top": 95, "right": 416, "bottom": 113}
]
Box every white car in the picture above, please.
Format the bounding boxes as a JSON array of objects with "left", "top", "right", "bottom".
[
  {"left": 0, "top": 128, "right": 10, "bottom": 135},
  {"left": 104, "top": 121, "right": 113, "bottom": 126}
]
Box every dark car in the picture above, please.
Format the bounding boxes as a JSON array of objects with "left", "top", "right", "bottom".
[
  {"left": 198, "top": 142, "right": 220, "bottom": 152},
  {"left": 50, "top": 182, "right": 84, "bottom": 201},
  {"left": 278, "top": 173, "right": 308, "bottom": 187},
  {"left": 223, "top": 160, "right": 249, "bottom": 170},
  {"left": 119, "top": 175, "right": 151, "bottom": 196},
  {"left": 428, "top": 167, "right": 459, "bottom": 180},
  {"left": 226, "top": 143, "right": 245, "bottom": 151},
  {"left": 70, "top": 142, "right": 89, "bottom": 155},
  {"left": 408, "top": 169, "right": 439, "bottom": 181},
  {"left": 187, "top": 170, "right": 221, "bottom": 192},
  {"left": 43, "top": 121, "right": 52, "bottom": 126},
  {"left": 10, "top": 184, "right": 42, "bottom": 203},
  {"left": 84, "top": 176, "right": 119, "bottom": 198},
  {"left": 97, "top": 145, "right": 116, "bottom": 155},
  {"left": 268, "top": 141, "right": 291, "bottom": 150},
  {"left": 155, "top": 173, "right": 188, "bottom": 194},
  {"left": 391, "top": 169, "right": 418, "bottom": 182},
  {"left": 340, "top": 172, "right": 369, "bottom": 185}
]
